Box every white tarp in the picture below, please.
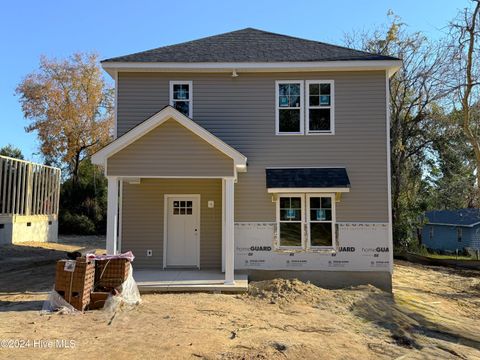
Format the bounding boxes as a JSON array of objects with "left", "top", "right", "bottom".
[{"left": 234, "top": 222, "right": 391, "bottom": 271}]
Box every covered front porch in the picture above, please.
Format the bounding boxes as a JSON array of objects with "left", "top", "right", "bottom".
[{"left": 91, "top": 107, "right": 248, "bottom": 287}]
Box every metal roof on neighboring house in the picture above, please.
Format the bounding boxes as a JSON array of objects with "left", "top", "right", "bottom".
[
  {"left": 265, "top": 168, "right": 351, "bottom": 189},
  {"left": 425, "top": 209, "right": 480, "bottom": 227},
  {"left": 102, "top": 28, "right": 399, "bottom": 63}
]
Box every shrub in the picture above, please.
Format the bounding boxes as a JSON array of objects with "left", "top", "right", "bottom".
[{"left": 59, "top": 211, "right": 96, "bottom": 235}]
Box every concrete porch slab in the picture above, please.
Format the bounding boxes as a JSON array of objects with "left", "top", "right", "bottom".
[{"left": 134, "top": 269, "right": 248, "bottom": 293}]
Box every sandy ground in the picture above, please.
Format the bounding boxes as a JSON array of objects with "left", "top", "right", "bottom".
[{"left": 0, "top": 238, "right": 479, "bottom": 359}]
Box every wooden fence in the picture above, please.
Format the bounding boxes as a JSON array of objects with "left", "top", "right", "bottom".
[{"left": 0, "top": 155, "right": 61, "bottom": 216}]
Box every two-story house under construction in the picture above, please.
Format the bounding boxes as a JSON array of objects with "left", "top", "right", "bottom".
[{"left": 92, "top": 28, "right": 401, "bottom": 291}]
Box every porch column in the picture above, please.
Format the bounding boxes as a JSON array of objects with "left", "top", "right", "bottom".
[
  {"left": 106, "top": 176, "right": 119, "bottom": 254},
  {"left": 224, "top": 178, "right": 235, "bottom": 285}
]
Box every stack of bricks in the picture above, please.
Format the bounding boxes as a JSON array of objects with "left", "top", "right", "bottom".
[
  {"left": 54, "top": 258, "right": 95, "bottom": 311},
  {"left": 95, "top": 258, "right": 130, "bottom": 290}
]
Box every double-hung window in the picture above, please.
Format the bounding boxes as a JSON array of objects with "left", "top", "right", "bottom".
[
  {"left": 275, "top": 80, "right": 334, "bottom": 135},
  {"left": 275, "top": 81, "right": 304, "bottom": 134},
  {"left": 278, "top": 195, "right": 304, "bottom": 248},
  {"left": 276, "top": 193, "right": 336, "bottom": 250},
  {"left": 306, "top": 80, "right": 334, "bottom": 134},
  {"left": 306, "top": 194, "right": 335, "bottom": 248},
  {"left": 170, "top": 81, "right": 192, "bottom": 117}
]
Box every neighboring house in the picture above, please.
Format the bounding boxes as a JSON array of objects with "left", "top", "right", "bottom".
[
  {"left": 422, "top": 209, "right": 480, "bottom": 252},
  {"left": 92, "top": 28, "right": 401, "bottom": 291}
]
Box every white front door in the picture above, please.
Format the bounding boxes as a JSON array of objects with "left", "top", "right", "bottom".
[{"left": 165, "top": 195, "right": 200, "bottom": 268}]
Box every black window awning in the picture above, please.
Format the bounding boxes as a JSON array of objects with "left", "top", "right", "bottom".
[{"left": 266, "top": 168, "right": 350, "bottom": 192}]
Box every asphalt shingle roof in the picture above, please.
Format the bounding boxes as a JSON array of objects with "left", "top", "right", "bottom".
[
  {"left": 265, "top": 168, "right": 351, "bottom": 189},
  {"left": 102, "top": 28, "right": 398, "bottom": 63},
  {"left": 425, "top": 209, "right": 480, "bottom": 226}
]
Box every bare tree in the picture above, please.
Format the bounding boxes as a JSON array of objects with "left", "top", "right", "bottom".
[
  {"left": 345, "top": 14, "right": 450, "bottom": 245},
  {"left": 447, "top": 0, "right": 480, "bottom": 191}
]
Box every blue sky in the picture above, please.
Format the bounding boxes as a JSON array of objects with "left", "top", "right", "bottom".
[{"left": 0, "top": 0, "right": 467, "bottom": 162}]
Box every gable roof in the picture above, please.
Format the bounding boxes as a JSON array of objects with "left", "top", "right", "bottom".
[
  {"left": 102, "top": 28, "right": 399, "bottom": 64},
  {"left": 91, "top": 106, "right": 247, "bottom": 174},
  {"left": 425, "top": 209, "right": 480, "bottom": 227}
]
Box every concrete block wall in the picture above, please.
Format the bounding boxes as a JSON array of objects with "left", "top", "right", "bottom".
[{"left": 0, "top": 215, "right": 58, "bottom": 245}]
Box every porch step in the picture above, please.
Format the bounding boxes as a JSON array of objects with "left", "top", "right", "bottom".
[{"left": 133, "top": 269, "right": 248, "bottom": 293}]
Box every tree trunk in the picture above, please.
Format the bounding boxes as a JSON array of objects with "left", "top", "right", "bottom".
[{"left": 72, "top": 150, "right": 81, "bottom": 188}]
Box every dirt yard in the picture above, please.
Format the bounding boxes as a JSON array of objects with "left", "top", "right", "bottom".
[{"left": 0, "top": 238, "right": 479, "bottom": 359}]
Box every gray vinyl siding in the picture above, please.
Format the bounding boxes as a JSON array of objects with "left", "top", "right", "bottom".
[
  {"left": 117, "top": 71, "right": 388, "bottom": 222},
  {"left": 107, "top": 119, "right": 234, "bottom": 177},
  {"left": 121, "top": 178, "right": 222, "bottom": 268}
]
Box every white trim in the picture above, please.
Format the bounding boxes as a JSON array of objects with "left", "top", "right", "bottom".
[
  {"left": 102, "top": 60, "right": 403, "bottom": 77},
  {"left": 276, "top": 193, "right": 305, "bottom": 250},
  {"left": 91, "top": 106, "right": 247, "bottom": 171},
  {"left": 224, "top": 178, "right": 235, "bottom": 284},
  {"left": 118, "top": 175, "right": 235, "bottom": 179},
  {"left": 385, "top": 70, "right": 394, "bottom": 274},
  {"left": 305, "top": 80, "right": 335, "bottom": 135},
  {"left": 118, "top": 180, "right": 123, "bottom": 252},
  {"left": 427, "top": 222, "right": 480, "bottom": 228},
  {"left": 114, "top": 70, "right": 118, "bottom": 139},
  {"left": 106, "top": 177, "right": 119, "bottom": 255},
  {"left": 169, "top": 80, "right": 193, "bottom": 118},
  {"left": 306, "top": 193, "right": 336, "bottom": 250},
  {"left": 275, "top": 80, "right": 304, "bottom": 135},
  {"left": 268, "top": 187, "right": 350, "bottom": 193},
  {"left": 266, "top": 165, "right": 347, "bottom": 169},
  {"left": 221, "top": 179, "right": 225, "bottom": 272},
  {"left": 163, "top": 194, "right": 201, "bottom": 269}
]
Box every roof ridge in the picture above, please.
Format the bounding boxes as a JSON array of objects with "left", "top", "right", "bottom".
[
  {"left": 102, "top": 27, "right": 400, "bottom": 63},
  {"left": 241, "top": 28, "right": 389, "bottom": 59}
]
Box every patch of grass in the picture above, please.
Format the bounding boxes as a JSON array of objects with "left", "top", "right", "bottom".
[{"left": 421, "top": 253, "right": 474, "bottom": 260}]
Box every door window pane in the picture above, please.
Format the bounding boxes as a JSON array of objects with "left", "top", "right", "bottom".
[{"left": 173, "top": 199, "right": 194, "bottom": 216}]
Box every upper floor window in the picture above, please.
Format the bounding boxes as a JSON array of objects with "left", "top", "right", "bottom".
[
  {"left": 275, "top": 80, "right": 334, "bottom": 135},
  {"left": 275, "top": 81, "right": 304, "bottom": 135},
  {"left": 306, "top": 80, "right": 334, "bottom": 134},
  {"left": 170, "top": 81, "right": 192, "bottom": 117}
]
